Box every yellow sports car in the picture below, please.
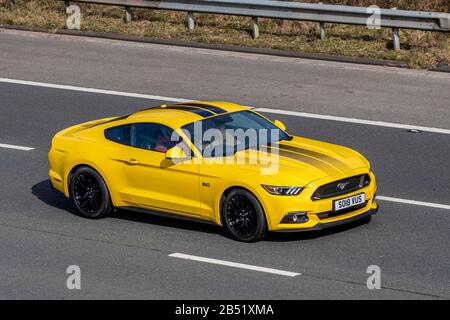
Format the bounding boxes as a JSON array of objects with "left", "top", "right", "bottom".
[{"left": 48, "top": 101, "right": 378, "bottom": 242}]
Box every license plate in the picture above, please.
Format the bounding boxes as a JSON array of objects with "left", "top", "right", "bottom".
[{"left": 333, "top": 193, "right": 365, "bottom": 211}]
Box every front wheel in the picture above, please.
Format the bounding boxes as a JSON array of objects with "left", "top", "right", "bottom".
[
  {"left": 221, "top": 189, "right": 267, "bottom": 242},
  {"left": 70, "top": 166, "right": 113, "bottom": 219}
]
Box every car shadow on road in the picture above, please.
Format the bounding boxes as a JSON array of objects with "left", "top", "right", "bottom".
[
  {"left": 32, "top": 179, "right": 372, "bottom": 241},
  {"left": 31, "top": 179, "right": 226, "bottom": 237},
  {"left": 113, "top": 209, "right": 226, "bottom": 237},
  {"left": 31, "top": 180, "right": 81, "bottom": 216}
]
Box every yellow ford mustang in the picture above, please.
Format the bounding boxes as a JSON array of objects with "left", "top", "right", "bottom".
[{"left": 48, "top": 101, "right": 377, "bottom": 242}]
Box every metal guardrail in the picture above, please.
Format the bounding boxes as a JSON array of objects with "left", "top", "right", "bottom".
[{"left": 53, "top": 0, "right": 450, "bottom": 49}]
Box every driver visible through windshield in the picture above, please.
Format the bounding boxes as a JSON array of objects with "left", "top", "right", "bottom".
[{"left": 181, "top": 110, "right": 291, "bottom": 158}]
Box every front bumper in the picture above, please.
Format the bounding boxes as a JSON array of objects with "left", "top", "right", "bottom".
[
  {"left": 273, "top": 202, "right": 378, "bottom": 233},
  {"left": 261, "top": 170, "right": 378, "bottom": 231}
]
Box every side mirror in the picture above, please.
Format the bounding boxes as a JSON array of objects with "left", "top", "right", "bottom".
[
  {"left": 165, "top": 146, "right": 188, "bottom": 161},
  {"left": 274, "top": 120, "right": 287, "bottom": 131}
]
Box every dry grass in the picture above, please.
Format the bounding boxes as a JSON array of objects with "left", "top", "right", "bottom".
[
  {"left": 299, "top": 0, "right": 449, "bottom": 12},
  {"left": 1, "top": 0, "right": 449, "bottom": 69}
]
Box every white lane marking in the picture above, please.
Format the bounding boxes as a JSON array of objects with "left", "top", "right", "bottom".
[
  {"left": 377, "top": 196, "right": 450, "bottom": 210},
  {"left": 2, "top": 77, "right": 450, "bottom": 135},
  {"left": 0, "top": 78, "right": 191, "bottom": 103},
  {"left": 169, "top": 253, "right": 301, "bottom": 277},
  {"left": 254, "top": 107, "right": 450, "bottom": 135},
  {"left": 0, "top": 143, "right": 34, "bottom": 151}
]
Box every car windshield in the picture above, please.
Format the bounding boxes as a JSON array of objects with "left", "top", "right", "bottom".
[{"left": 181, "top": 110, "right": 291, "bottom": 158}]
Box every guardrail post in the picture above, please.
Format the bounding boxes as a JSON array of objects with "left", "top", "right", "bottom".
[
  {"left": 318, "top": 2, "right": 326, "bottom": 40},
  {"left": 251, "top": 17, "right": 259, "bottom": 39},
  {"left": 124, "top": 6, "right": 132, "bottom": 23},
  {"left": 392, "top": 28, "right": 400, "bottom": 50},
  {"left": 319, "top": 22, "right": 326, "bottom": 40},
  {"left": 187, "top": 11, "right": 195, "bottom": 30},
  {"left": 64, "top": 0, "right": 70, "bottom": 13},
  {"left": 391, "top": 8, "right": 400, "bottom": 50}
]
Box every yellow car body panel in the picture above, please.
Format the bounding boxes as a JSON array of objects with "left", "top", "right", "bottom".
[{"left": 48, "top": 101, "right": 377, "bottom": 232}]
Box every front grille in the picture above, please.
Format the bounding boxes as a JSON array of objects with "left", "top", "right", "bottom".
[
  {"left": 312, "top": 174, "right": 370, "bottom": 200},
  {"left": 317, "top": 201, "right": 368, "bottom": 220}
]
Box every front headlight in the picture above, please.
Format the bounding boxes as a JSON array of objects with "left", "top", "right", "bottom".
[{"left": 261, "top": 185, "right": 303, "bottom": 196}]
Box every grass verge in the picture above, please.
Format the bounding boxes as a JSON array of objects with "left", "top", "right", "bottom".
[{"left": 1, "top": 0, "right": 449, "bottom": 69}]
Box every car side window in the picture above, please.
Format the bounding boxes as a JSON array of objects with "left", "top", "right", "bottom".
[
  {"left": 131, "top": 123, "right": 178, "bottom": 153},
  {"left": 104, "top": 125, "right": 131, "bottom": 145}
]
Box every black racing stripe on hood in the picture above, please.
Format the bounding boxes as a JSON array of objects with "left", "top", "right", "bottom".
[
  {"left": 177, "top": 103, "right": 227, "bottom": 114},
  {"left": 277, "top": 143, "right": 352, "bottom": 173},
  {"left": 265, "top": 146, "right": 338, "bottom": 176}
]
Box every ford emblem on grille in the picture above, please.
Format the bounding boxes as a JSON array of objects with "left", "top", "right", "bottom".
[{"left": 337, "top": 181, "right": 350, "bottom": 190}]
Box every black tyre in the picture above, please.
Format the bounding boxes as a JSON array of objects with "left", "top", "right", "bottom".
[
  {"left": 221, "top": 189, "right": 267, "bottom": 242},
  {"left": 70, "top": 166, "right": 113, "bottom": 219}
]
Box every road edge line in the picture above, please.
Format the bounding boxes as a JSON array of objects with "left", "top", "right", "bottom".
[{"left": 169, "top": 253, "right": 301, "bottom": 277}]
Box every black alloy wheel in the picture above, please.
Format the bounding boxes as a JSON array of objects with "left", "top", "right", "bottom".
[
  {"left": 70, "top": 166, "right": 112, "bottom": 219},
  {"left": 222, "top": 189, "right": 267, "bottom": 242}
]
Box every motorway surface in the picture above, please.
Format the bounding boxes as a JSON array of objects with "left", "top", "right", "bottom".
[{"left": 0, "top": 29, "right": 449, "bottom": 299}]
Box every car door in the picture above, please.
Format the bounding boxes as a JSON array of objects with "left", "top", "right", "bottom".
[{"left": 108, "top": 122, "right": 200, "bottom": 217}]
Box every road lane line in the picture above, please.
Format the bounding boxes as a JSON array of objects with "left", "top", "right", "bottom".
[
  {"left": 0, "top": 143, "right": 34, "bottom": 151},
  {"left": 169, "top": 253, "right": 301, "bottom": 277},
  {"left": 377, "top": 196, "right": 450, "bottom": 210},
  {"left": 254, "top": 108, "right": 450, "bottom": 135},
  {"left": 0, "top": 78, "right": 191, "bottom": 103},
  {"left": 2, "top": 77, "right": 450, "bottom": 135}
]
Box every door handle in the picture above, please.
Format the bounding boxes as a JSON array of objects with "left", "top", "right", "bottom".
[{"left": 126, "top": 158, "right": 140, "bottom": 165}]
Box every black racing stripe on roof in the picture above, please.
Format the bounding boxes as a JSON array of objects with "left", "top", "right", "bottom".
[
  {"left": 177, "top": 103, "right": 227, "bottom": 114},
  {"left": 165, "top": 105, "right": 215, "bottom": 117},
  {"left": 89, "top": 114, "right": 132, "bottom": 128}
]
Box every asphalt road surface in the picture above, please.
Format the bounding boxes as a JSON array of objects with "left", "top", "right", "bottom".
[{"left": 0, "top": 29, "right": 449, "bottom": 299}]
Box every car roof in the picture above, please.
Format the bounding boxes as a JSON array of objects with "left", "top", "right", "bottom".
[{"left": 126, "top": 101, "right": 248, "bottom": 128}]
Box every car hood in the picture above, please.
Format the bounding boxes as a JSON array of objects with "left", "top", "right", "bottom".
[{"left": 232, "top": 136, "right": 369, "bottom": 186}]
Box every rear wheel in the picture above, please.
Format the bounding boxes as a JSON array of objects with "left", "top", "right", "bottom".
[
  {"left": 70, "top": 166, "right": 112, "bottom": 219},
  {"left": 221, "top": 189, "right": 267, "bottom": 242}
]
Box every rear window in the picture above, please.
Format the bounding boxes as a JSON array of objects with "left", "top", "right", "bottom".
[{"left": 104, "top": 125, "right": 131, "bottom": 145}]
